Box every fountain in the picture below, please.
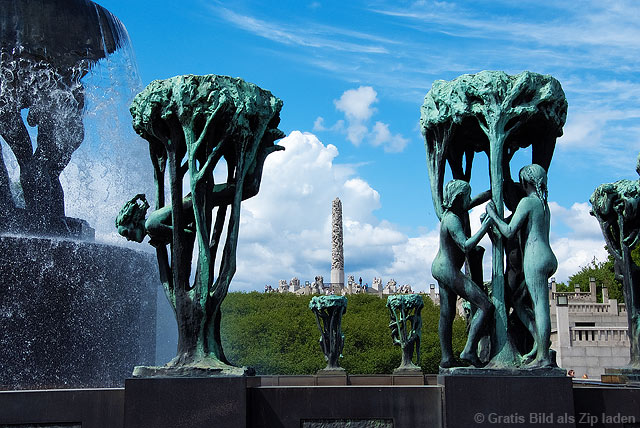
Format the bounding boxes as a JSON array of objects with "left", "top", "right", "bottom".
[{"left": 0, "top": 0, "right": 158, "bottom": 389}]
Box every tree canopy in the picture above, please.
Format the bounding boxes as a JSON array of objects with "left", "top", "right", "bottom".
[{"left": 220, "top": 292, "right": 467, "bottom": 374}]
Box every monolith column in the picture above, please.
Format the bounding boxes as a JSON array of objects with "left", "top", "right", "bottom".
[{"left": 331, "top": 197, "right": 345, "bottom": 290}]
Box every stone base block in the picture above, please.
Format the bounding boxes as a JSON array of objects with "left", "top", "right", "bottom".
[
  {"left": 438, "top": 375, "right": 575, "bottom": 428},
  {"left": 124, "top": 377, "right": 256, "bottom": 428},
  {"left": 249, "top": 385, "right": 442, "bottom": 428},
  {"left": 573, "top": 385, "right": 640, "bottom": 427},
  {"left": 317, "top": 368, "right": 347, "bottom": 385},
  {"left": 0, "top": 388, "right": 123, "bottom": 428},
  {"left": 603, "top": 367, "right": 640, "bottom": 384},
  {"left": 133, "top": 364, "right": 254, "bottom": 377}
]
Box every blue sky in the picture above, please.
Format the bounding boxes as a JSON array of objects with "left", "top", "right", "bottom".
[{"left": 86, "top": 0, "right": 640, "bottom": 290}]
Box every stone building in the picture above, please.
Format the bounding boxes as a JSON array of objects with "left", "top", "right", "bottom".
[{"left": 549, "top": 278, "right": 629, "bottom": 379}]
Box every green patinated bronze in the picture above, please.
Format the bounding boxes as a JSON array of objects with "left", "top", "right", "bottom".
[
  {"left": 421, "top": 71, "right": 567, "bottom": 369},
  {"left": 590, "top": 154, "right": 640, "bottom": 368},
  {"left": 486, "top": 164, "right": 557, "bottom": 368},
  {"left": 309, "top": 295, "right": 347, "bottom": 371},
  {"left": 432, "top": 180, "right": 493, "bottom": 368},
  {"left": 387, "top": 294, "right": 424, "bottom": 372},
  {"left": 119, "top": 74, "right": 284, "bottom": 376}
]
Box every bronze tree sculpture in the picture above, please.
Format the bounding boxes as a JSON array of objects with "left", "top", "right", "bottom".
[
  {"left": 591, "top": 154, "right": 640, "bottom": 369},
  {"left": 120, "top": 74, "right": 284, "bottom": 375}
]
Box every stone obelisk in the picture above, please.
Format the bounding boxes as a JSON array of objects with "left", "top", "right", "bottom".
[{"left": 331, "top": 197, "right": 345, "bottom": 291}]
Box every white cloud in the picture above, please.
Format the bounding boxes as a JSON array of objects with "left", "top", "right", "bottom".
[
  {"left": 334, "top": 86, "right": 378, "bottom": 122},
  {"left": 548, "top": 201, "right": 609, "bottom": 282},
  {"left": 371, "top": 121, "right": 409, "bottom": 153},
  {"left": 334, "top": 86, "right": 378, "bottom": 145},
  {"left": 313, "top": 116, "right": 344, "bottom": 132},
  {"left": 233, "top": 130, "right": 415, "bottom": 290},
  {"left": 315, "top": 86, "right": 410, "bottom": 152}
]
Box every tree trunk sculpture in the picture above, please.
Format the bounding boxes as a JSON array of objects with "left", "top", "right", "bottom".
[
  {"left": 387, "top": 294, "right": 423, "bottom": 372},
  {"left": 124, "top": 74, "right": 285, "bottom": 375},
  {"left": 590, "top": 155, "right": 640, "bottom": 368},
  {"left": 309, "top": 295, "right": 347, "bottom": 372}
]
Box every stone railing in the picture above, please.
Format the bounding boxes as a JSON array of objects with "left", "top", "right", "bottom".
[
  {"left": 619, "top": 303, "right": 627, "bottom": 314},
  {"left": 567, "top": 303, "right": 611, "bottom": 313},
  {"left": 569, "top": 326, "right": 629, "bottom": 345},
  {"left": 550, "top": 291, "right": 594, "bottom": 302}
]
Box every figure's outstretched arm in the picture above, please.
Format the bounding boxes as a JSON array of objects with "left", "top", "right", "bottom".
[
  {"left": 447, "top": 213, "right": 492, "bottom": 253},
  {"left": 486, "top": 201, "right": 527, "bottom": 239},
  {"left": 470, "top": 190, "right": 491, "bottom": 209}
]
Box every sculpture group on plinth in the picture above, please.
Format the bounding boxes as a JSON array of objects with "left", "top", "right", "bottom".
[
  {"left": 421, "top": 70, "right": 567, "bottom": 371},
  {"left": 387, "top": 294, "right": 424, "bottom": 372},
  {"left": 309, "top": 295, "right": 347, "bottom": 373},
  {"left": 591, "top": 154, "right": 640, "bottom": 375},
  {"left": 117, "top": 74, "right": 285, "bottom": 376},
  {"left": 0, "top": 0, "right": 131, "bottom": 238}
]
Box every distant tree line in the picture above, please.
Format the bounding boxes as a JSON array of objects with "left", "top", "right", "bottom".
[{"left": 220, "top": 292, "right": 468, "bottom": 375}]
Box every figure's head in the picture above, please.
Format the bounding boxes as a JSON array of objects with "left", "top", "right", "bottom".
[
  {"left": 443, "top": 179, "right": 471, "bottom": 211},
  {"left": 519, "top": 164, "right": 548, "bottom": 203},
  {"left": 115, "top": 194, "right": 150, "bottom": 243}
]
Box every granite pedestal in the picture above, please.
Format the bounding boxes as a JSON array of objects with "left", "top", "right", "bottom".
[
  {"left": 124, "top": 377, "right": 257, "bottom": 428},
  {"left": 438, "top": 374, "right": 575, "bottom": 428}
]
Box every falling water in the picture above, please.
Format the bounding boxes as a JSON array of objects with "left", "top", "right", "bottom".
[
  {"left": 0, "top": 0, "right": 154, "bottom": 240},
  {"left": 0, "top": 0, "right": 158, "bottom": 389}
]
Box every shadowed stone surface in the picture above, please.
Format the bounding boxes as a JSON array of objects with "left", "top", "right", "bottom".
[
  {"left": 124, "top": 377, "right": 253, "bottom": 428},
  {"left": 439, "top": 375, "right": 575, "bottom": 428}
]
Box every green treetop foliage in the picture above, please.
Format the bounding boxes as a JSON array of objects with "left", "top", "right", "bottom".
[
  {"left": 220, "top": 292, "right": 467, "bottom": 374},
  {"left": 558, "top": 245, "right": 640, "bottom": 303},
  {"left": 563, "top": 255, "right": 623, "bottom": 302}
]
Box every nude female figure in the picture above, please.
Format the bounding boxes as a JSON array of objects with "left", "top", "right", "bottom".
[
  {"left": 432, "top": 179, "right": 494, "bottom": 368},
  {"left": 486, "top": 164, "right": 557, "bottom": 367}
]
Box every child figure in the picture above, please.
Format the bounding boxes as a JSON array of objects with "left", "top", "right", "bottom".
[{"left": 432, "top": 180, "right": 494, "bottom": 368}]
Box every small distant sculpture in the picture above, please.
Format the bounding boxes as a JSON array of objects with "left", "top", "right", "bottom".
[
  {"left": 398, "top": 284, "right": 413, "bottom": 294},
  {"left": 486, "top": 164, "right": 557, "bottom": 367},
  {"left": 385, "top": 279, "right": 397, "bottom": 294},
  {"left": 372, "top": 277, "right": 382, "bottom": 291},
  {"left": 309, "top": 295, "right": 347, "bottom": 372},
  {"left": 313, "top": 275, "right": 325, "bottom": 294},
  {"left": 290, "top": 277, "right": 300, "bottom": 293},
  {"left": 387, "top": 294, "right": 424, "bottom": 372},
  {"left": 432, "top": 180, "right": 493, "bottom": 368},
  {"left": 117, "top": 74, "right": 284, "bottom": 375},
  {"left": 591, "top": 154, "right": 640, "bottom": 368}
]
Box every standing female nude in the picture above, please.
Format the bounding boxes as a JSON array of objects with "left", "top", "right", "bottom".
[
  {"left": 432, "top": 180, "right": 494, "bottom": 368},
  {"left": 486, "top": 164, "right": 557, "bottom": 367}
]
